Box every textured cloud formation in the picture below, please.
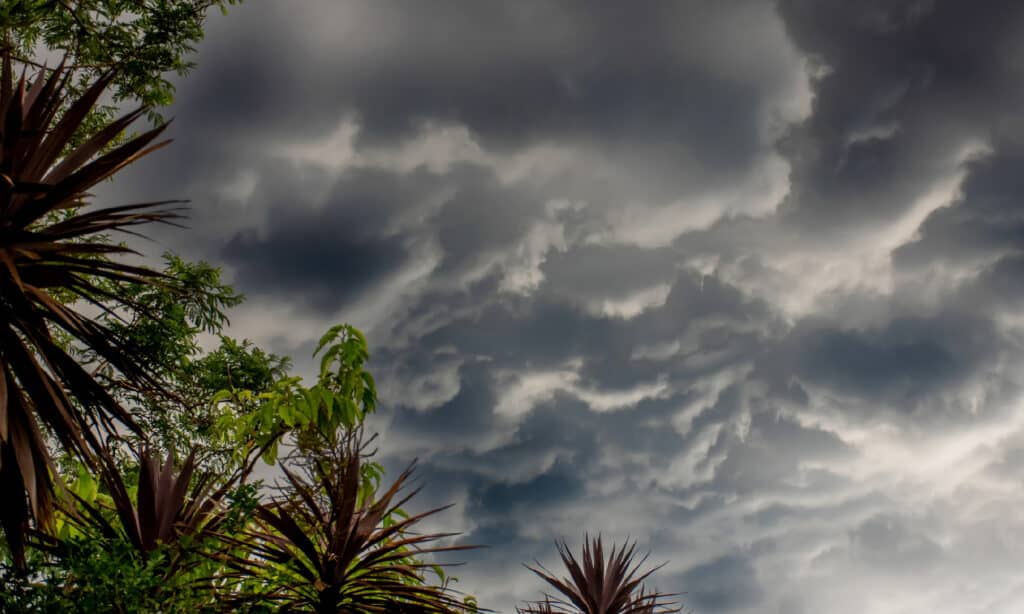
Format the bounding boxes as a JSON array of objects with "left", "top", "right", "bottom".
[{"left": 101, "top": 1, "right": 1024, "bottom": 612}]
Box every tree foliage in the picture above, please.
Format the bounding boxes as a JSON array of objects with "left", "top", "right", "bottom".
[
  {"left": 1, "top": 0, "right": 243, "bottom": 133},
  {"left": 2, "top": 320, "right": 480, "bottom": 612}
]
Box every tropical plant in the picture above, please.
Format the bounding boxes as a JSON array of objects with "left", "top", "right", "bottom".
[
  {"left": 218, "top": 426, "right": 478, "bottom": 613},
  {"left": 50, "top": 449, "right": 240, "bottom": 557},
  {"left": 0, "top": 51, "right": 185, "bottom": 564},
  {"left": 519, "top": 536, "right": 682, "bottom": 614},
  {"left": 2, "top": 449, "right": 261, "bottom": 613}
]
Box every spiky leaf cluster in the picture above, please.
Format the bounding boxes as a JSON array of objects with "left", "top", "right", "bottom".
[
  {"left": 218, "top": 430, "right": 477, "bottom": 613},
  {"left": 0, "top": 51, "right": 180, "bottom": 564},
  {"left": 519, "top": 536, "right": 682, "bottom": 614}
]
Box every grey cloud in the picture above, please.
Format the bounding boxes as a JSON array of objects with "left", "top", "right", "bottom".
[
  {"left": 216, "top": 161, "right": 555, "bottom": 312},
  {"left": 387, "top": 361, "right": 500, "bottom": 443},
  {"left": 746, "top": 491, "right": 891, "bottom": 529},
  {"left": 434, "top": 167, "right": 545, "bottom": 275},
  {"left": 894, "top": 141, "right": 1024, "bottom": 273},
  {"left": 754, "top": 312, "right": 1001, "bottom": 412},
  {"left": 540, "top": 244, "right": 679, "bottom": 301},
  {"left": 382, "top": 269, "right": 773, "bottom": 407},
  {"left": 183, "top": 1, "right": 795, "bottom": 171},
  {"left": 848, "top": 514, "right": 944, "bottom": 570},
  {"left": 776, "top": 0, "right": 1024, "bottom": 232},
  {"left": 416, "top": 294, "right": 621, "bottom": 370},
  {"left": 698, "top": 410, "right": 852, "bottom": 496},
  {"left": 220, "top": 166, "right": 437, "bottom": 311},
  {"left": 671, "top": 554, "right": 763, "bottom": 613},
  {"left": 472, "top": 464, "right": 584, "bottom": 515}
]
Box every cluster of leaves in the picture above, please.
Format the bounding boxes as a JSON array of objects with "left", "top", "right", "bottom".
[
  {"left": 1, "top": 0, "right": 243, "bottom": 136},
  {"left": 519, "top": 536, "right": 683, "bottom": 614},
  {"left": 3, "top": 319, "right": 482, "bottom": 612},
  {"left": 218, "top": 429, "right": 476, "bottom": 612},
  {"left": 99, "top": 253, "right": 292, "bottom": 472},
  {"left": 208, "top": 323, "right": 379, "bottom": 467}
]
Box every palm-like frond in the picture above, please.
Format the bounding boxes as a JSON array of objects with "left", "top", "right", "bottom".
[
  {"left": 519, "top": 535, "right": 681, "bottom": 614},
  {"left": 0, "top": 52, "right": 182, "bottom": 564},
  {"left": 219, "top": 441, "right": 476, "bottom": 613},
  {"left": 25, "top": 448, "right": 239, "bottom": 610},
  {"left": 58, "top": 449, "right": 228, "bottom": 557}
]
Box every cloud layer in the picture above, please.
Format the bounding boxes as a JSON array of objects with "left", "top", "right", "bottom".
[{"left": 101, "top": 1, "right": 1024, "bottom": 611}]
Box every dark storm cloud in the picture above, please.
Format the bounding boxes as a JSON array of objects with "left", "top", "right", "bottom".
[
  {"left": 965, "top": 255, "right": 1024, "bottom": 311},
  {"left": 220, "top": 166, "right": 438, "bottom": 310},
  {"left": 433, "top": 167, "right": 545, "bottom": 274},
  {"left": 223, "top": 228, "right": 406, "bottom": 312},
  {"left": 894, "top": 139, "right": 1024, "bottom": 272},
  {"left": 389, "top": 390, "right": 600, "bottom": 481},
  {"left": 216, "top": 161, "right": 552, "bottom": 312},
  {"left": 339, "top": 1, "right": 762, "bottom": 162},
  {"left": 385, "top": 391, "right": 712, "bottom": 603},
  {"left": 181, "top": 0, "right": 792, "bottom": 186},
  {"left": 104, "top": 0, "right": 810, "bottom": 316},
  {"left": 88, "top": 0, "right": 1024, "bottom": 610},
  {"left": 472, "top": 464, "right": 584, "bottom": 514},
  {"left": 416, "top": 293, "right": 622, "bottom": 370},
  {"left": 775, "top": 0, "right": 1024, "bottom": 231},
  {"left": 387, "top": 361, "right": 499, "bottom": 442},
  {"left": 376, "top": 268, "right": 853, "bottom": 553},
  {"left": 707, "top": 411, "right": 852, "bottom": 495},
  {"left": 756, "top": 313, "right": 1001, "bottom": 411},
  {"left": 380, "top": 268, "right": 773, "bottom": 411}
]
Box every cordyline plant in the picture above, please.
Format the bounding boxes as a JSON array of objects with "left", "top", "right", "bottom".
[
  {"left": 47, "top": 448, "right": 235, "bottom": 559},
  {"left": 0, "top": 50, "right": 181, "bottom": 565},
  {"left": 218, "top": 429, "right": 479, "bottom": 613},
  {"left": 19, "top": 447, "right": 259, "bottom": 611},
  {"left": 518, "top": 536, "right": 682, "bottom": 614}
]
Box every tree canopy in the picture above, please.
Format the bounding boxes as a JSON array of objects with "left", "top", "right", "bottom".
[{"left": 2, "top": 0, "right": 242, "bottom": 108}]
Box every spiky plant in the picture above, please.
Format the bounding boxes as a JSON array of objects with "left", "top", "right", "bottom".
[
  {"left": 219, "top": 431, "right": 477, "bottom": 613},
  {"left": 25, "top": 448, "right": 247, "bottom": 610},
  {"left": 0, "top": 52, "right": 182, "bottom": 564},
  {"left": 52, "top": 449, "right": 232, "bottom": 559},
  {"left": 518, "top": 536, "right": 682, "bottom": 614}
]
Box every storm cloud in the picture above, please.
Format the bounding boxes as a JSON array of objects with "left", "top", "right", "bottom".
[{"left": 100, "top": 1, "right": 1024, "bottom": 612}]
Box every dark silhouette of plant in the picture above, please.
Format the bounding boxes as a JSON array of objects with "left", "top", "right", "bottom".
[
  {"left": 219, "top": 429, "right": 477, "bottom": 612},
  {"left": 519, "top": 535, "right": 682, "bottom": 614},
  {"left": 0, "top": 50, "right": 181, "bottom": 564}
]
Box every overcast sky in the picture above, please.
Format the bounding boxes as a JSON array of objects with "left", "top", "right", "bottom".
[{"left": 99, "top": 1, "right": 1024, "bottom": 612}]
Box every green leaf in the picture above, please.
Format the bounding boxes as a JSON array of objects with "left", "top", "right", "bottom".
[
  {"left": 75, "top": 465, "right": 98, "bottom": 503},
  {"left": 261, "top": 440, "right": 279, "bottom": 466}
]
